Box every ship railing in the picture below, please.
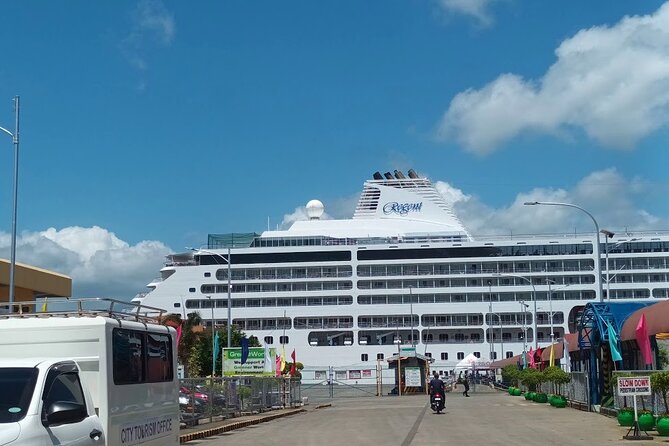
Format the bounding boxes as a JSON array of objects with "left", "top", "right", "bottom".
[{"left": 0, "top": 297, "right": 168, "bottom": 324}]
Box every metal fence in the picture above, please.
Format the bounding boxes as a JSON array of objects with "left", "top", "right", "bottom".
[{"left": 179, "top": 376, "right": 301, "bottom": 429}]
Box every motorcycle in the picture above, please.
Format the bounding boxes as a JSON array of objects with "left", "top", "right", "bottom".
[{"left": 431, "top": 392, "right": 445, "bottom": 414}]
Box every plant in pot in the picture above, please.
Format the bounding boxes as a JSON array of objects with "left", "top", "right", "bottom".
[
  {"left": 651, "top": 371, "right": 669, "bottom": 436},
  {"left": 533, "top": 368, "right": 549, "bottom": 403},
  {"left": 544, "top": 366, "right": 570, "bottom": 408},
  {"left": 502, "top": 365, "right": 520, "bottom": 395},
  {"left": 519, "top": 367, "right": 541, "bottom": 401},
  {"left": 613, "top": 372, "right": 635, "bottom": 426},
  {"left": 635, "top": 393, "right": 655, "bottom": 432}
]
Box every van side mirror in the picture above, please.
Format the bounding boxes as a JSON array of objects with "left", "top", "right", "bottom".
[{"left": 44, "top": 401, "right": 87, "bottom": 426}]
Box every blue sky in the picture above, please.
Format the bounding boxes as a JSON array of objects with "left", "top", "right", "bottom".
[{"left": 0, "top": 0, "right": 667, "bottom": 298}]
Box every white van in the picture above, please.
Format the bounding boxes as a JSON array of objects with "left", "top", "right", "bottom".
[{"left": 0, "top": 299, "right": 179, "bottom": 445}]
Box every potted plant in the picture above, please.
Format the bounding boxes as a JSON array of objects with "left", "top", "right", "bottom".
[
  {"left": 613, "top": 372, "right": 636, "bottom": 426},
  {"left": 519, "top": 368, "right": 542, "bottom": 401},
  {"left": 502, "top": 365, "right": 520, "bottom": 395},
  {"left": 544, "top": 367, "right": 570, "bottom": 408},
  {"left": 651, "top": 371, "right": 669, "bottom": 436},
  {"left": 617, "top": 406, "right": 635, "bottom": 427}
]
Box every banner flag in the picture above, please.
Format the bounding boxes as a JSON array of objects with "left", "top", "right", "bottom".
[
  {"left": 528, "top": 347, "right": 535, "bottom": 368},
  {"left": 264, "top": 344, "right": 273, "bottom": 373},
  {"left": 241, "top": 336, "right": 249, "bottom": 365},
  {"left": 176, "top": 323, "right": 183, "bottom": 351},
  {"left": 212, "top": 332, "right": 220, "bottom": 375},
  {"left": 635, "top": 314, "right": 653, "bottom": 366},
  {"left": 290, "top": 349, "right": 296, "bottom": 376},
  {"left": 563, "top": 337, "right": 571, "bottom": 372},
  {"left": 607, "top": 322, "right": 623, "bottom": 362},
  {"left": 275, "top": 354, "right": 282, "bottom": 377},
  {"left": 280, "top": 345, "right": 286, "bottom": 372}
]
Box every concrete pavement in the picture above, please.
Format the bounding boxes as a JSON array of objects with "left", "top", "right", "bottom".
[{"left": 181, "top": 387, "right": 659, "bottom": 445}]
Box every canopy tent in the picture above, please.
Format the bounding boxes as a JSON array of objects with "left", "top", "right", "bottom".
[{"left": 454, "top": 353, "right": 490, "bottom": 370}]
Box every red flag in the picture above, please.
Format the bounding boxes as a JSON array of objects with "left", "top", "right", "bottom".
[
  {"left": 175, "top": 323, "right": 183, "bottom": 351},
  {"left": 290, "top": 349, "right": 296, "bottom": 376},
  {"left": 636, "top": 314, "right": 653, "bottom": 366}
]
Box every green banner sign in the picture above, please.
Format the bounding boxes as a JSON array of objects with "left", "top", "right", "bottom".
[{"left": 222, "top": 347, "right": 275, "bottom": 376}]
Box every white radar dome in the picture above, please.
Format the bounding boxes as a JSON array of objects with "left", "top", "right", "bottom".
[{"left": 306, "top": 199, "right": 325, "bottom": 220}]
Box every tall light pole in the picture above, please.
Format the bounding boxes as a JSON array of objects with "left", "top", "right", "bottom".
[
  {"left": 600, "top": 229, "right": 614, "bottom": 301},
  {"left": 188, "top": 247, "right": 232, "bottom": 348},
  {"left": 408, "top": 286, "right": 415, "bottom": 348},
  {"left": 524, "top": 201, "right": 604, "bottom": 303},
  {"left": 0, "top": 96, "right": 20, "bottom": 308},
  {"left": 487, "top": 280, "right": 494, "bottom": 360},
  {"left": 519, "top": 300, "right": 529, "bottom": 367},
  {"left": 546, "top": 279, "right": 555, "bottom": 345},
  {"left": 495, "top": 273, "right": 538, "bottom": 349}
]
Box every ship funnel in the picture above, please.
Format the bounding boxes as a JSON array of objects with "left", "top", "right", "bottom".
[
  {"left": 384, "top": 172, "right": 394, "bottom": 179},
  {"left": 407, "top": 169, "right": 418, "bottom": 179},
  {"left": 373, "top": 171, "right": 383, "bottom": 180},
  {"left": 394, "top": 170, "right": 406, "bottom": 179}
]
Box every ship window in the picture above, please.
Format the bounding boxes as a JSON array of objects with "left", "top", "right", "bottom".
[
  {"left": 264, "top": 336, "right": 274, "bottom": 344},
  {"left": 473, "top": 352, "right": 480, "bottom": 358},
  {"left": 425, "top": 352, "right": 432, "bottom": 358},
  {"left": 204, "top": 272, "right": 211, "bottom": 277},
  {"left": 173, "top": 302, "right": 180, "bottom": 308},
  {"left": 377, "top": 353, "right": 384, "bottom": 360},
  {"left": 457, "top": 352, "right": 464, "bottom": 360},
  {"left": 279, "top": 336, "right": 289, "bottom": 344},
  {"left": 361, "top": 354, "right": 369, "bottom": 362},
  {"left": 189, "top": 288, "right": 196, "bottom": 293},
  {"left": 441, "top": 352, "right": 448, "bottom": 360}
]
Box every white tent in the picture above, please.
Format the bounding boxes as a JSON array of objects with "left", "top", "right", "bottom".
[{"left": 454, "top": 353, "right": 490, "bottom": 370}]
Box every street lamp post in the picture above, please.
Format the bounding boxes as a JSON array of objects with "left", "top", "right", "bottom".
[
  {"left": 408, "top": 286, "right": 415, "bottom": 348},
  {"left": 495, "top": 273, "right": 538, "bottom": 349},
  {"left": 600, "top": 229, "right": 614, "bottom": 301},
  {"left": 546, "top": 279, "right": 555, "bottom": 345},
  {"left": 524, "top": 201, "right": 604, "bottom": 303},
  {"left": 519, "top": 301, "right": 529, "bottom": 367},
  {"left": 205, "top": 295, "right": 215, "bottom": 422},
  {"left": 188, "top": 247, "right": 233, "bottom": 348},
  {"left": 0, "top": 96, "right": 20, "bottom": 308}
]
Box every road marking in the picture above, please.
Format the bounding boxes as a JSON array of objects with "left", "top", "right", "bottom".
[{"left": 400, "top": 401, "right": 429, "bottom": 446}]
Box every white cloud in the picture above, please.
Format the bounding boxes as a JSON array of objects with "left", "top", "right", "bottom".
[
  {"left": 437, "top": 2, "right": 669, "bottom": 154},
  {"left": 0, "top": 226, "right": 171, "bottom": 300},
  {"left": 437, "top": 0, "right": 496, "bottom": 26},
  {"left": 135, "top": 0, "right": 175, "bottom": 45},
  {"left": 120, "top": 0, "right": 175, "bottom": 86},
  {"left": 444, "top": 168, "right": 664, "bottom": 236}
]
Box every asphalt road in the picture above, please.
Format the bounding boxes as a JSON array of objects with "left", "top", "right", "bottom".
[{"left": 190, "top": 387, "right": 655, "bottom": 446}]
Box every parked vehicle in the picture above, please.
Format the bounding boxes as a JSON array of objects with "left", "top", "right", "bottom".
[{"left": 0, "top": 298, "right": 179, "bottom": 445}]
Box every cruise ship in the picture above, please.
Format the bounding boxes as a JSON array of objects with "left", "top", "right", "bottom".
[{"left": 134, "top": 170, "right": 669, "bottom": 382}]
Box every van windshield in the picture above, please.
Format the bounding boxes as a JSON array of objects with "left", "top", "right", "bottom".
[{"left": 0, "top": 368, "right": 39, "bottom": 423}]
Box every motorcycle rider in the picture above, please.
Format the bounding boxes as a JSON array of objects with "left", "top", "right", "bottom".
[{"left": 429, "top": 371, "right": 445, "bottom": 409}]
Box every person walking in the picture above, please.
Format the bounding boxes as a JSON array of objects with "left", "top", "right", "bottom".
[{"left": 462, "top": 374, "right": 470, "bottom": 397}]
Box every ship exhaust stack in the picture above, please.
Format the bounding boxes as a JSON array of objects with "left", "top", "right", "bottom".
[
  {"left": 394, "top": 170, "right": 406, "bottom": 179},
  {"left": 384, "top": 172, "right": 394, "bottom": 179},
  {"left": 373, "top": 171, "right": 383, "bottom": 180},
  {"left": 407, "top": 169, "right": 418, "bottom": 179}
]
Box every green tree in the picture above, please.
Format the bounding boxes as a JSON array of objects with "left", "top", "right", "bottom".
[{"left": 501, "top": 365, "right": 520, "bottom": 387}]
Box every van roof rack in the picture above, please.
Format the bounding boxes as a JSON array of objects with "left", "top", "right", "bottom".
[{"left": 0, "top": 298, "right": 169, "bottom": 324}]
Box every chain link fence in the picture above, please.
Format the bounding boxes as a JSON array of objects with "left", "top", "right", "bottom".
[{"left": 179, "top": 377, "right": 301, "bottom": 429}]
